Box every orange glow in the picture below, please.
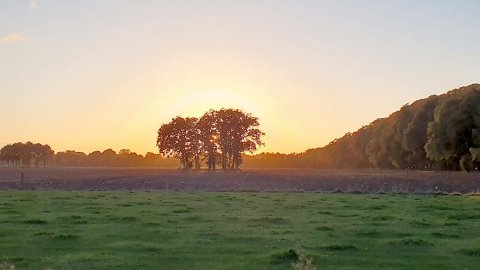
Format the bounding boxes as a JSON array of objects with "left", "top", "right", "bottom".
[{"left": 3, "top": 1, "right": 464, "bottom": 155}]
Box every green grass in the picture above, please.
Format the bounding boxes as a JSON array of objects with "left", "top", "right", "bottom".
[{"left": 0, "top": 191, "right": 480, "bottom": 269}]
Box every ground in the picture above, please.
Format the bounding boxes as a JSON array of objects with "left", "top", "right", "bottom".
[
  {"left": 1, "top": 168, "right": 480, "bottom": 269},
  {"left": 1, "top": 167, "right": 480, "bottom": 193},
  {"left": 1, "top": 191, "right": 480, "bottom": 269}
]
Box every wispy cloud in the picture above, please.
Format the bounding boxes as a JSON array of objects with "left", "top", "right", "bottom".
[
  {"left": 30, "top": 0, "right": 37, "bottom": 9},
  {"left": 0, "top": 33, "right": 27, "bottom": 44}
]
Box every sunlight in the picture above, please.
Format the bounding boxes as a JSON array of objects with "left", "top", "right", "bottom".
[
  {"left": 1, "top": 1, "right": 479, "bottom": 269},
  {"left": 170, "top": 89, "right": 258, "bottom": 118}
]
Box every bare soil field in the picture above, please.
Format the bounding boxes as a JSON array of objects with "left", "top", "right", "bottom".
[{"left": 1, "top": 167, "right": 480, "bottom": 193}]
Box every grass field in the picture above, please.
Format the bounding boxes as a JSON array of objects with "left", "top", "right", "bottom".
[{"left": 1, "top": 191, "right": 480, "bottom": 269}]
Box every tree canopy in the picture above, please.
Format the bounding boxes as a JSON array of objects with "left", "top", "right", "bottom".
[
  {"left": 0, "top": 143, "right": 177, "bottom": 168},
  {"left": 0, "top": 142, "right": 53, "bottom": 167},
  {"left": 244, "top": 84, "right": 480, "bottom": 171},
  {"left": 3, "top": 85, "right": 480, "bottom": 171},
  {"left": 157, "top": 108, "right": 265, "bottom": 169}
]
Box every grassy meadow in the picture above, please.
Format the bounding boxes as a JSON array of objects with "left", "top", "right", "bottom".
[{"left": 1, "top": 191, "right": 480, "bottom": 269}]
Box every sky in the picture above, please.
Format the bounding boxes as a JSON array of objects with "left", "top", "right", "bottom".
[{"left": 1, "top": 0, "right": 480, "bottom": 155}]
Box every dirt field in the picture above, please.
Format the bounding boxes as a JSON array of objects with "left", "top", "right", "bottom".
[{"left": 0, "top": 167, "right": 480, "bottom": 194}]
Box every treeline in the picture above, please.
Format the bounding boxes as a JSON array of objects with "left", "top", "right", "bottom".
[
  {"left": 0, "top": 144, "right": 177, "bottom": 167},
  {"left": 245, "top": 84, "right": 480, "bottom": 171},
  {"left": 157, "top": 108, "right": 264, "bottom": 169},
  {"left": 243, "top": 153, "right": 305, "bottom": 168},
  {"left": 3, "top": 85, "right": 479, "bottom": 171},
  {"left": 53, "top": 149, "right": 178, "bottom": 167},
  {"left": 0, "top": 142, "right": 54, "bottom": 167},
  {"left": 0, "top": 108, "right": 265, "bottom": 169}
]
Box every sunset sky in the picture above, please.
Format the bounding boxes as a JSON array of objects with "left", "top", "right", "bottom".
[{"left": 1, "top": 0, "right": 480, "bottom": 155}]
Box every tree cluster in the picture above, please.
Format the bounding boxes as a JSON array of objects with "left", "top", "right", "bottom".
[
  {"left": 0, "top": 143, "right": 178, "bottom": 168},
  {"left": 3, "top": 85, "right": 478, "bottom": 171},
  {"left": 0, "top": 142, "right": 54, "bottom": 167},
  {"left": 157, "top": 108, "right": 265, "bottom": 169},
  {"left": 52, "top": 149, "right": 177, "bottom": 167},
  {"left": 245, "top": 84, "right": 480, "bottom": 171}
]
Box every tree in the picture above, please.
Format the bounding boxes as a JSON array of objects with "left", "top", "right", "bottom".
[
  {"left": 32, "top": 143, "right": 44, "bottom": 167},
  {"left": 157, "top": 108, "right": 265, "bottom": 170},
  {"left": 54, "top": 150, "right": 87, "bottom": 166},
  {"left": 425, "top": 87, "right": 480, "bottom": 171},
  {"left": 87, "top": 151, "right": 103, "bottom": 166},
  {"left": 101, "top": 149, "right": 117, "bottom": 166},
  {"left": 156, "top": 116, "right": 200, "bottom": 169},
  {"left": 38, "top": 144, "right": 54, "bottom": 167},
  {"left": 402, "top": 96, "right": 438, "bottom": 169},
  {"left": 197, "top": 110, "right": 219, "bottom": 170},
  {"left": 0, "top": 144, "right": 15, "bottom": 167},
  {"left": 185, "top": 117, "right": 201, "bottom": 169},
  {"left": 243, "top": 84, "right": 479, "bottom": 171},
  {"left": 365, "top": 118, "right": 394, "bottom": 168},
  {"left": 0, "top": 142, "right": 54, "bottom": 167},
  {"left": 206, "top": 108, "right": 264, "bottom": 169}
]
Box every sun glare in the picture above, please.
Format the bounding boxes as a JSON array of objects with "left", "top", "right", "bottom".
[{"left": 170, "top": 90, "right": 258, "bottom": 118}]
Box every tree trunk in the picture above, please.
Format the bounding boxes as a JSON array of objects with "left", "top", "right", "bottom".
[
  {"left": 180, "top": 155, "right": 185, "bottom": 169},
  {"left": 213, "top": 153, "right": 216, "bottom": 170},
  {"left": 222, "top": 152, "right": 227, "bottom": 169},
  {"left": 194, "top": 154, "right": 199, "bottom": 169},
  {"left": 233, "top": 153, "right": 239, "bottom": 170}
]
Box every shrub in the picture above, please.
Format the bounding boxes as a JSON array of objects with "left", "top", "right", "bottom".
[{"left": 270, "top": 249, "right": 299, "bottom": 264}]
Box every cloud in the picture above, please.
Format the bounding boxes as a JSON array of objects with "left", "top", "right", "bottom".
[
  {"left": 0, "top": 33, "right": 27, "bottom": 44},
  {"left": 30, "top": 0, "right": 37, "bottom": 9}
]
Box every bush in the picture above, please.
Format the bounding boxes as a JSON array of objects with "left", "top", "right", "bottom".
[{"left": 270, "top": 249, "right": 298, "bottom": 264}]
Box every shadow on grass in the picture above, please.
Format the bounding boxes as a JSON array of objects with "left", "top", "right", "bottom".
[
  {"left": 250, "top": 217, "right": 289, "bottom": 225},
  {"left": 270, "top": 249, "right": 298, "bottom": 264},
  {"left": 23, "top": 219, "right": 48, "bottom": 224},
  {"left": 388, "top": 238, "right": 433, "bottom": 246},
  {"left": 319, "top": 245, "right": 357, "bottom": 251},
  {"left": 459, "top": 248, "right": 480, "bottom": 257}
]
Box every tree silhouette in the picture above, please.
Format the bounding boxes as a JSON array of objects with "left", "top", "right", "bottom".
[
  {"left": 0, "top": 142, "right": 54, "bottom": 167},
  {"left": 156, "top": 108, "right": 264, "bottom": 170},
  {"left": 214, "top": 108, "right": 264, "bottom": 169},
  {"left": 241, "top": 84, "right": 480, "bottom": 172},
  {"left": 0, "top": 144, "right": 16, "bottom": 167},
  {"left": 5, "top": 84, "right": 480, "bottom": 171},
  {"left": 38, "top": 144, "right": 54, "bottom": 167},
  {"left": 197, "top": 110, "right": 219, "bottom": 170},
  {"left": 156, "top": 116, "right": 201, "bottom": 169},
  {"left": 425, "top": 88, "right": 480, "bottom": 170},
  {"left": 101, "top": 149, "right": 117, "bottom": 166}
]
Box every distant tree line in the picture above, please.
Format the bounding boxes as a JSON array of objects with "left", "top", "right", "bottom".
[
  {"left": 157, "top": 108, "right": 265, "bottom": 169},
  {"left": 3, "top": 85, "right": 479, "bottom": 171},
  {"left": 0, "top": 144, "right": 177, "bottom": 167},
  {"left": 0, "top": 142, "right": 54, "bottom": 167},
  {"left": 53, "top": 149, "right": 178, "bottom": 167},
  {"left": 0, "top": 108, "right": 265, "bottom": 169},
  {"left": 245, "top": 84, "right": 480, "bottom": 171}
]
